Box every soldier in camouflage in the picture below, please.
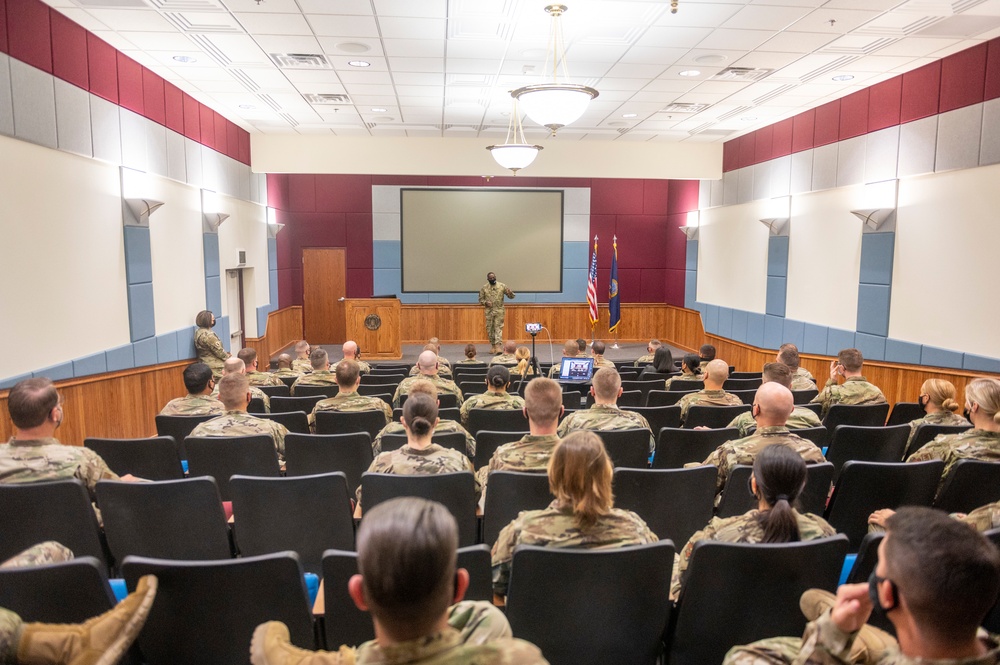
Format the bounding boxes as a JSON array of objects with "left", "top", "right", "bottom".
[
  {"left": 409, "top": 344, "right": 454, "bottom": 379},
  {"left": 664, "top": 353, "right": 704, "bottom": 390},
  {"left": 336, "top": 341, "right": 371, "bottom": 375},
  {"left": 460, "top": 366, "right": 524, "bottom": 426},
  {"left": 698, "top": 344, "right": 717, "bottom": 372},
  {"left": 394, "top": 351, "right": 464, "bottom": 409},
  {"left": 903, "top": 378, "right": 971, "bottom": 453},
  {"left": 778, "top": 344, "right": 818, "bottom": 391},
  {"left": 238, "top": 348, "right": 284, "bottom": 387},
  {"left": 677, "top": 359, "right": 744, "bottom": 424},
  {"left": 488, "top": 341, "right": 518, "bottom": 366},
  {"left": 491, "top": 431, "right": 657, "bottom": 599},
  {"left": 809, "top": 348, "right": 886, "bottom": 419},
  {"left": 194, "top": 309, "right": 230, "bottom": 379},
  {"left": 251, "top": 498, "right": 548, "bottom": 665},
  {"left": 508, "top": 347, "right": 536, "bottom": 377},
  {"left": 210, "top": 357, "right": 271, "bottom": 412},
  {"left": 428, "top": 338, "right": 453, "bottom": 370},
  {"left": 158, "top": 362, "right": 225, "bottom": 417},
  {"left": 479, "top": 273, "right": 515, "bottom": 354},
  {"left": 557, "top": 367, "right": 654, "bottom": 453},
  {"left": 373, "top": 380, "right": 475, "bottom": 457},
  {"left": 272, "top": 354, "right": 301, "bottom": 380},
  {"left": 634, "top": 339, "right": 662, "bottom": 367},
  {"left": 590, "top": 340, "right": 616, "bottom": 370},
  {"left": 191, "top": 373, "right": 289, "bottom": 463},
  {"left": 309, "top": 360, "right": 392, "bottom": 432},
  {"left": 1, "top": 541, "right": 73, "bottom": 569},
  {"left": 547, "top": 340, "right": 589, "bottom": 378},
  {"left": 291, "top": 348, "right": 339, "bottom": 396},
  {"left": 869, "top": 497, "right": 1000, "bottom": 534},
  {"left": 456, "top": 343, "right": 482, "bottom": 365},
  {"left": 727, "top": 363, "right": 821, "bottom": 436},
  {"left": 291, "top": 340, "right": 313, "bottom": 374},
  {"left": 724, "top": 507, "right": 1000, "bottom": 665}
]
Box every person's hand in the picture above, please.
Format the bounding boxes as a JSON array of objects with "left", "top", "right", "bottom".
[
  {"left": 830, "top": 360, "right": 844, "bottom": 380},
  {"left": 868, "top": 509, "right": 895, "bottom": 527},
  {"left": 693, "top": 426, "right": 711, "bottom": 430},
  {"left": 829, "top": 583, "right": 873, "bottom": 634}
]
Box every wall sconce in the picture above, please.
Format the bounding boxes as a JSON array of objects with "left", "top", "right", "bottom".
[
  {"left": 679, "top": 209, "right": 699, "bottom": 239},
  {"left": 850, "top": 208, "right": 894, "bottom": 231},
  {"left": 853, "top": 180, "right": 898, "bottom": 231},
  {"left": 123, "top": 198, "right": 164, "bottom": 227},
  {"left": 203, "top": 212, "right": 230, "bottom": 233},
  {"left": 266, "top": 223, "right": 285, "bottom": 238},
  {"left": 758, "top": 217, "right": 788, "bottom": 235}
]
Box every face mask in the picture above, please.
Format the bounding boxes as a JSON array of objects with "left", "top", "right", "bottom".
[
  {"left": 918, "top": 395, "right": 928, "bottom": 409},
  {"left": 868, "top": 570, "right": 897, "bottom": 621},
  {"left": 488, "top": 278, "right": 496, "bottom": 285}
]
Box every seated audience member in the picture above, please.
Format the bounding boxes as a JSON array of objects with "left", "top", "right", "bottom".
[
  {"left": 159, "top": 362, "right": 224, "bottom": 417},
  {"left": 508, "top": 346, "right": 535, "bottom": 376},
  {"left": 488, "top": 341, "right": 518, "bottom": 366},
  {"left": 394, "top": 350, "right": 464, "bottom": 409},
  {"left": 355, "top": 393, "right": 479, "bottom": 515},
  {"left": 291, "top": 348, "right": 338, "bottom": 395},
  {"left": 271, "top": 354, "right": 300, "bottom": 379},
  {"left": 557, "top": 368, "right": 654, "bottom": 454},
  {"left": 2, "top": 541, "right": 74, "bottom": 569},
  {"left": 677, "top": 359, "right": 744, "bottom": 425},
  {"left": 491, "top": 431, "right": 657, "bottom": 600},
  {"left": 212, "top": 357, "right": 271, "bottom": 412},
  {"left": 905, "top": 378, "right": 970, "bottom": 452},
  {"left": 373, "top": 380, "right": 475, "bottom": 457},
  {"left": 590, "top": 341, "right": 615, "bottom": 370},
  {"left": 726, "top": 363, "right": 821, "bottom": 436},
  {"left": 429, "top": 337, "right": 452, "bottom": 370},
  {"left": 664, "top": 353, "right": 704, "bottom": 390},
  {"left": 456, "top": 343, "right": 481, "bottom": 365},
  {"left": 809, "top": 348, "right": 886, "bottom": 419},
  {"left": 693, "top": 382, "right": 825, "bottom": 498},
  {"left": 459, "top": 366, "right": 524, "bottom": 426},
  {"left": 777, "top": 343, "right": 817, "bottom": 391},
  {"left": 723, "top": 506, "right": 1000, "bottom": 665},
  {"left": 409, "top": 344, "right": 454, "bottom": 379},
  {"left": 194, "top": 309, "right": 229, "bottom": 378},
  {"left": 671, "top": 444, "right": 837, "bottom": 599},
  {"left": 310, "top": 360, "right": 392, "bottom": 432},
  {"left": 251, "top": 498, "right": 547, "bottom": 665},
  {"left": 639, "top": 346, "right": 674, "bottom": 379},
  {"left": 547, "top": 340, "right": 588, "bottom": 378},
  {"left": 238, "top": 348, "right": 284, "bottom": 387},
  {"left": 191, "top": 373, "right": 289, "bottom": 463},
  {"left": 634, "top": 339, "right": 662, "bottom": 366},
  {"left": 871, "top": 497, "right": 1000, "bottom": 533},
  {"left": 699, "top": 344, "right": 716, "bottom": 371},
  {"left": 291, "top": 340, "right": 312, "bottom": 374},
  {"left": 576, "top": 339, "right": 589, "bottom": 356},
  {"left": 337, "top": 340, "right": 370, "bottom": 375}
]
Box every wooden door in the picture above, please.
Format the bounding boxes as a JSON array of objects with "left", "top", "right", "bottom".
[{"left": 303, "top": 248, "right": 346, "bottom": 344}]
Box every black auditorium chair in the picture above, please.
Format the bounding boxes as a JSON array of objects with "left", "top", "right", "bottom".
[
  {"left": 257, "top": 384, "right": 290, "bottom": 398},
  {"left": 284, "top": 432, "right": 373, "bottom": 491},
  {"left": 562, "top": 391, "right": 582, "bottom": 410},
  {"left": 727, "top": 389, "right": 757, "bottom": 405},
  {"left": 668, "top": 379, "right": 704, "bottom": 392},
  {"left": 291, "top": 384, "right": 337, "bottom": 399},
  {"left": 473, "top": 430, "right": 528, "bottom": 470},
  {"left": 624, "top": 405, "right": 681, "bottom": 441},
  {"left": 466, "top": 408, "right": 529, "bottom": 436},
  {"left": 824, "top": 424, "right": 910, "bottom": 481},
  {"left": 594, "top": 429, "right": 651, "bottom": 468},
  {"left": 653, "top": 427, "right": 740, "bottom": 469},
  {"left": 723, "top": 377, "right": 762, "bottom": 391},
  {"left": 584, "top": 390, "right": 643, "bottom": 408},
  {"left": 315, "top": 409, "right": 388, "bottom": 440},
  {"left": 715, "top": 463, "right": 834, "bottom": 519},
  {"left": 257, "top": 410, "right": 310, "bottom": 434},
  {"left": 398, "top": 393, "right": 459, "bottom": 409},
  {"left": 270, "top": 395, "right": 325, "bottom": 414},
  {"left": 622, "top": 380, "right": 667, "bottom": 403},
  {"left": 84, "top": 436, "right": 184, "bottom": 481},
  {"left": 482, "top": 471, "right": 553, "bottom": 547},
  {"left": 361, "top": 373, "right": 404, "bottom": 385},
  {"left": 885, "top": 401, "right": 927, "bottom": 427},
  {"left": 646, "top": 390, "right": 694, "bottom": 407},
  {"left": 903, "top": 422, "right": 972, "bottom": 458},
  {"left": 247, "top": 397, "right": 267, "bottom": 414},
  {"left": 361, "top": 472, "right": 478, "bottom": 546},
  {"left": 822, "top": 403, "right": 890, "bottom": 430},
  {"left": 842, "top": 532, "right": 895, "bottom": 634},
  {"left": 355, "top": 385, "right": 394, "bottom": 402},
  {"left": 684, "top": 404, "right": 751, "bottom": 429},
  {"left": 792, "top": 388, "right": 819, "bottom": 404},
  {"left": 185, "top": 435, "right": 281, "bottom": 501},
  {"left": 0, "top": 556, "right": 117, "bottom": 624},
  {"left": 934, "top": 460, "right": 1000, "bottom": 514},
  {"left": 612, "top": 466, "right": 716, "bottom": 547},
  {"left": 278, "top": 375, "right": 297, "bottom": 388},
  {"left": 799, "top": 402, "right": 823, "bottom": 417},
  {"left": 155, "top": 414, "right": 215, "bottom": 458},
  {"left": 729, "top": 372, "right": 763, "bottom": 380}
]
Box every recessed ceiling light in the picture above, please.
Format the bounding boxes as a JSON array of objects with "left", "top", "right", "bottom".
[
  {"left": 172, "top": 55, "right": 197, "bottom": 63},
  {"left": 337, "top": 42, "right": 371, "bottom": 54},
  {"left": 695, "top": 54, "right": 727, "bottom": 65},
  {"left": 832, "top": 74, "right": 854, "bottom": 81},
  {"left": 371, "top": 108, "right": 387, "bottom": 113},
  {"left": 348, "top": 60, "right": 371, "bottom": 68},
  {"left": 238, "top": 104, "right": 256, "bottom": 110},
  {"left": 679, "top": 69, "right": 701, "bottom": 77},
  {"left": 608, "top": 121, "right": 627, "bottom": 127},
  {"left": 622, "top": 113, "right": 638, "bottom": 118}
]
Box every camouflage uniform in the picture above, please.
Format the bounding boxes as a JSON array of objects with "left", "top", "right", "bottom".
[
  {"left": 810, "top": 376, "right": 886, "bottom": 419},
  {"left": 476, "top": 433, "right": 559, "bottom": 503},
  {"left": 671, "top": 508, "right": 836, "bottom": 598},
  {"left": 292, "top": 358, "right": 313, "bottom": 374},
  {"left": 355, "top": 444, "right": 478, "bottom": 508},
  {"left": 272, "top": 367, "right": 301, "bottom": 379},
  {"left": 0, "top": 438, "right": 118, "bottom": 501},
  {"left": 905, "top": 410, "right": 970, "bottom": 453},
  {"left": 335, "top": 358, "right": 371, "bottom": 374},
  {"left": 697, "top": 426, "right": 826, "bottom": 496},
  {"left": 557, "top": 404, "right": 655, "bottom": 453},
  {"left": 190, "top": 410, "right": 288, "bottom": 462},
  {"left": 592, "top": 356, "right": 616, "bottom": 370},
  {"left": 460, "top": 392, "right": 525, "bottom": 427},
  {"left": 393, "top": 375, "right": 465, "bottom": 409},
  {"left": 491, "top": 500, "right": 657, "bottom": 596},
  {"left": 726, "top": 407, "right": 822, "bottom": 438},
  {"left": 310, "top": 391, "right": 392, "bottom": 431},
  {"left": 371, "top": 420, "right": 476, "bottom": 457},
  {"left": 796, "top": 367, "right": 816, "bottom": 382},
  {"left": 791, "top": 373, "right": 818, "bottom": 391},
  {"left": 291, "top": 370, "right": 338, "bottom": 396},
  {"left": 959, "top": 500, "right": 1000, "bottom": 531},
  {"left": 489, "top": 353, "right": 517, "bottom": 366},
  {"left": 906, "top": 429, "right": 1000, "bottom": 493},
  {"left": 409, "top": 364, "right": 454, "bottom": 379},
  {"left": 159, "top": 394, "right": 224, "bottom": 417},
  {"left": 194, "top": 327, "right": 229, "bottom": 378},
  {"left": 456, "top": 358, "right": 483, "bottom": 365},
  {"left": 634, "top": 353, "right": 655, "bottom": 367},
  {"left": 211, "top": 383, "right": 271, "bottom": 412},
  {"left": 479, "top": 281, "right": 514, "bottom": 349},
  {"left": 247, "top": 370, "right": 283, "bottom": 387},
  {"left": 664, "top": 371, "right": 704, "bottom": 391},
  {"left": 677, "top": 389, "right": 744, "bottom": 424},
  {"left": 1, "top": 541, "right": 74, "bottom": 569}
]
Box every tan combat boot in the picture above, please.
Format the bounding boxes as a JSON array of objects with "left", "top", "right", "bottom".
[
  {"left": 17, "top": 575, "right": 157, "bottom": 665},
  {"left": 799, "top": 589, "right": 897, "bottom": 664},
  {"left": 250, "top": 621, "right": 355, "bottom": 665}
]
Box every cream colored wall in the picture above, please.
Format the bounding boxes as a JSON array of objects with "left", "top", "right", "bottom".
[
  {"left": 0, "top": 135, "right": 130, "bottom": 378},
  {"left": 696, "top": 201, "right": 770, "bottom": 313},
  {"left": 217, "top": 195, "right": 267, "bottom": 338}
]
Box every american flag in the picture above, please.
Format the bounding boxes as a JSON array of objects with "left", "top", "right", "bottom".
[{"left": 587, "top": 236, "right": 599, "bottom": 325}]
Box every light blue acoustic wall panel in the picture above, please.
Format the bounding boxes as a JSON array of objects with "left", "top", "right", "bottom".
[
  {"left": 856, "top": 284, "right": 891, "bottom": 337},
  {"left": 855, "top": 333, "right": 886, "bottom": 361},
  {"left": 203, "top": 232, "right": 223, "bottom": 317},
  {"left": 826, "top": 329, "right": 856, "bottom": 357},
  {"left": 717, "top": 307, "right": 733, "bottom": 339},
  {"left": 267, "top": 237, "right": 278, "bottom": 308},
  {"left": 766, "top": 277, "right": 787, "bottom": 317},
  {"left": 32, "top": 363, "right": 73, "bottom": 381},
  {"left": 763, "top": 315, "right": 784, "bottom": 350},
  {"left": 746, "top": 313, "right": 765, "bottom": 348},
  {"left": 132, "top": 337, "right": 158, "bottom": 367},
  {"left": 704, "top": 304, "right": 720, "bottom": 335},
  {"left": 216, "top": 316, "right": 231, "bottom": 352},
  {"left": 766, "top": 236, "right": 788, "bottom": 277},
  {"left": 127, "top": 283, "right": 155, "bottom": 342},
  {"left": 123, "top": 225, "right": 156, "bottom": 343},
  {"left": 156, "top": 331, "right": 179, "bottom": 363},
  {"left": 859, "top": 233, "right": 894, "bottom": 285},
  {"left": 203, "top": 234, "right": 220, "bottom": 277},
  {"left": 72, "top": 352, "right": 107, "bottom": 378},
  {"left": 782, "top": 319, "right": 804, "bottom": 351},
  {"left": 105, "top": 344, "right": 135, "bottom": 373},
  {"left": 176, "top": 326, "right": 196, "bottom": 360},
  {"left": 684, "top": 270, "right": 697, "bottom": 309},
  {"left": 884, "top": 338, "right": 921, "bottom": 365},
  {"left": 802, "top": 323, "right": 828, "bottom": 356},
  {"left": 731, "top": 309, "right": 748, "bottom": 344},
  {"left": 205, "top": 276, "right": 222, "bottom": 316},
  {"left": 685, "top": 239, "right": 698, "bottom": 271}
]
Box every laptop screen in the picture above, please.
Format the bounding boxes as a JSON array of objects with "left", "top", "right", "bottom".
[{"left": 559, "top": 357, "right": 594, "bottom": 381}]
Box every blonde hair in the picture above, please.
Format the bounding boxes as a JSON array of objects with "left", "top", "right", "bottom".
[
  {"left": 591, "top": 367, "right": 622, "bottom": 401},
  {"left": 408, "top": 379, "right": 438, "bottom": 399},
  {"left": 921, "top": 378, "right": 960, "bottom": 413},
  {"left": 548, "top": 431, "right": 614, "bottom": 529},
  {"left": 965, "top": 378, "right": 1000, "bottom": 425},
  {"left": 513, "top": 346, "right": 532, "bottom": 376}
]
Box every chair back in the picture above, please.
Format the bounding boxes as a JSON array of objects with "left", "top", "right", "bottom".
[
  {"left": 685, "top": 404, "right": 751, "bottom": 429},
  {"left": 247, "top": 397, "right": 267, "bottom": 414},
  {"left": 646, "top": 390, "right": 695, "bottom": 407},
  {"left": 624, "top": 405, "right": 681, "bottom": 437},
  {"left": 256, "top": 410, "right": 310, "bottom": 434},
  {"left": 457, "top": 544, "right": 494, "bottom": 601},
  {"left": 594, "top": 428, "right": 652, "bottom": 468},
  {"left": 562, "top": 391, "right": 582, "bottom": 410},
  {"left": 792, "top": 388, "right": 819, "bottom": 404},
  {"left": 653, "top": 427, "right": 740, "bottom": 469},
  {"left": 799, "top": 402, "right": 823, "bottom": 417},
  {"left": 185, "top": 435, "right": 280, "bottom": 501},
  {"left": 321, "top": 549, "right": 375, "bottom": 649},
  {"left": 826, "top": 424, "right": 911, "bottom": 481},
  {"left": 886, "top": 401, "right": 926, "bottom": 426},
  {"left": 482, "top": 471, "right": 553, "bottom": 547},
  {"left": 460, "top": 381, "right": 486, "bottom": 398},
  {"left": 612, "top": 467, "right": 715, "bottom": 546},
  {"left": 0, "top": 556, "right": 115, "bottom": 623},
  {"left": 354, "top": 385, "right": 394, "bottom": 403},
  {"left": 230, "top": 473, "right": 354, "bottom": 575},
  {"left": 467, "top": 408, "right": 529, "bottom": 436},
  {"left": 379, "top": 431, "right": 468, "bottom": 456},
  {"left": 292, "top": 384, "right": 337, "bottom": 399},
  {"left": 360, "top": 373, "right": 403, "bottom": 385},
  {"left": 121, "top": 552, "right": 314, "bottom": 665},
  {"left": 284, "top": 432, "right": 372, "bottom": 490},
  {"left": 506, "top": 542, "right": 675, "bottom": 665},
  {"left": 669, "top": 379, "right": 704, "bottom": 392},
  {"left": 982, "top": 529, "right": 1000, "bottom": 635},
  {"left": 0, "top": 479, "right": 106, "bottom": 566},
  {"left": 715, "top": 463, "right": 834, "bottom": 519},
  {"left": 278, "top": 375, "right": 297, "bottom": 388},
  {"left": 823, "top": 402, "right": 890, "bottom": 430},
  {"left": 729, "top": 372, "right": 763, "bottom": 380},
  {"left": 843, "top": 532, "right": 895, "bottom": 634},
  {"left": 270, "top": 395, "right": 325, "bottom": 414},
  {"left": 257, "top": 384, "right": 290, "bottom": 398},
  {"left": 473, "top": 430, "right": 529, "bottom": 470},
  {"left": 399, "top": 392, "right": 459, "bottom": 409},
  {"left": 315, "top": 409, "right": 388, "bottom": 440},
  {"left": 95, "top": 477, "right": 232, "bottom": 561},
  {"left": 154, "top": 414, "right": 215, "bottom": 458},
  {"left": 825, "top": 460, "right": 944, "bottom": 550},
  {"left": 84, "top": 437, "right": 184, "bottom": 480},
  {"left": 905, "top": 423, "right": 973, "bottom": 458},
  {"left": 935, "top": 460, "right": 1000, "bottom": 514},
  {"left": 361, "top": 472, "right": 478, "bottom": 546},
  {"left": 622, "top": 380, "right": 668, "bottom": 402},
  {"left": 792, "top": 426, "right": 829, "bottom": 448},
  {"left": 723, "top": 377, "right": 763, "bottom": 391},
  {"left": 668, "top": 536, "right": 849, "bottom": 665}
]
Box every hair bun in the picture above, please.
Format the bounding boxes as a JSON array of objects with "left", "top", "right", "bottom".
[
  {"left": 410, "top": 416, "right": 432, "bottom": 436},
  {"left": 942, "top": 398, "right": 960, "bottom": 412}
]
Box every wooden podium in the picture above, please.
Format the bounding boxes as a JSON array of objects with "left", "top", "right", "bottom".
[{"left": 344, "top": 298, "right": 402, "bottom": 359}]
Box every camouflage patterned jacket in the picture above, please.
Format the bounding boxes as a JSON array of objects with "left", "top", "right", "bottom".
[
  {"left": 796, "top": 366, "right": 816, "bottom": 382},
  {"left": 907, "top": 428, "right": 1000, "bottom": 493},
  {"left": 409, "top": 364, "right": 454, "bottom": 379},
  {"left": 2, "top": 541, "right": 74, "bottom": 569},
  {"left": 272, "top": 368, "right": 301, "bottom": 378},
  {"left": 906, "top": 410, "right": 971, "bottom": 453},
  {"left": 677, "top": 389, "right": 744, "bottom": 424},
  {"left": 356, "top": 443, "right": 478, "bottom": 508},
  {"left": 698, "top": 426, "right": 826, "bottom": 495},
  {"left": 194, "top": 328, "right": 229, "bottom": 376},
  {"left": 371, "top": 420, "right": 476, "bottom": 457},
  {"left": 291, "top": 358, "right": 312, "bottom": 374},
  {"left": 671, "top": 508, "right": 836, "bottom": 599},
  {"left": 291, "top": 370, "right": 338, "bottom": 395},
  {"left": 211, "top": 383, "right": 271, "bottom": 412},
  {"left": 159, "top": 394, "right": 225, "bottom": 417},
  {"left": 460, "top": 392, "right": 525, "bottom": 426},
  {"left": 726, "top": 407, "right": 822, "bottom": 438},
  {"left": 189, "top": 410, "right": 288, "bottom": 462},
  {"left": 634, "top": 353, "right": 655, "bottom": 367},
  {"left": 791, "top": 373, "right": 818, "bottom": 391},
  {"left": 959, "top": 500, "right": 1000, "bottom": 532},
  {"left": 491, "top": 500, "right": 657, "bottom": 596},
  {"left": 592, "top": 355, "right": 615, "bottom": 370},
  {"left": 246, "top": 370, "right": 283, "bottom": 387},
  {"left": 489, "top": 354, "right": 517, "bottom": 366},
  {"left": 310, "top": 391, "right": 392, "bottom": 431},
  {"left": 476, "top": 433, "right": 559, "bottom": 500},
  {"left": 479, "top": 282, "right": 513, "bottom": 310},
  {"left": 664, "top": 370, "right": 703, "bottom": 391},
  {"left": 336, "top": 359, "right": 371, "bottom": 374},
  {"left": 0, "top": 438, "right": 119, "bottom": 500},
  {"left": 556, "top": 404, "right": 654, "bottom": 453},
  {"left": 394, "top": 375, "right": 465, "bottom": 409},
  {"left": 810, "top": 375, "right": 886, "bottom": 419}
]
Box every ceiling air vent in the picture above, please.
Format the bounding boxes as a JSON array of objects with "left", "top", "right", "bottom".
[
  {"left": 658, "top": 103, "right": 711, "bottom": 114},
  {"left": 303, "top": 93, "right": 352, "bottom": 105},
  {"left": 714, "top": 67, "right": 773, "bottom": 81},
  {"left": 269, "top": 53, "right": 332, "bottom": 69}
]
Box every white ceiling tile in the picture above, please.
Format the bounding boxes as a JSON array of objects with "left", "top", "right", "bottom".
[
  {"left": 565, "top": 43, "right": 632, "bottom": 61},
  {"left": 445, "top": 59, "right": 501, "bottom": 74},
  {"left": 619, "top": 46, "right": 689, "bottom": 65},
  {"left": 692, "top": 80, "right": 754, "bottom": 94},
  {"left": 723, "top": 5, "right": 815, "bottom": 31},
  {"left": 294, "top": 126, "right": 337, "bottom": 133},
  {"left": 395, "top": 85, "right": 445, "bottom": 97},
  {"left": 870, "top": 36, "right": 958, "bottom": 55},
  {"left": 331, "top": 126, "right": 373, "bottom": 135},
  {"left": 205, "top": 34, "right": 271, "bottom": 65},
  {"left": 221, "top": 0, "right": 301, "bottom": 11},
  {"left": 847, "top": 54, "right": 919, "bottom": 71},
  {"left": 374, "top": 0, "right": 448, "bottom": 18},
  {"left": 241, "top": 68, "right": 298, "bottom": 89},
  {"left": 966, "top": 0, "right": 1000, "bottom": 15},
  {"left": 252, "top": 35, "right": 323, "bottom": 55},
  {"left": 731, "top": 51, "right": 804, "bottom": 69},
  {"left": 118, "top": 49, "right": 162, "bottom": 69},
  {"left": 392, "top": 72, "right": 444, "bottom": 85},
  {"left": 759, "top": 31, "right": 838, "bottom": 52},
  {"left": 823, "top": 0, "right": 904, "bottom": 9},
  {"left": 604, "top": 62, "right": 669, "bottom": 78},
  {"left": 696, "top": 28, "right": 777, "bottom": 50},
  {"left": 176, "top": 66, "right": 237, "bottom": 82},
  {"left": 790, "top": 8, "right": 884, "bottom": 33},
  {"left": 388, "top": 57, "right": 446, "bottom": 73},
  {"left": 643, "top": 78, "right": 700, "bottom": 92},
  {"left": 627, "top": 90, "right": 685, "bottom": 103},
  {"left": 86, "top": 10, "right": 176, "bottom": 32},
  {"left": 378, "top": 17, "right": 446, "bottom": 39},
  {"left": 282, "top": 69, "right": 347, "bottom": 86},
  {"left": 51, "top": 8, "right": 108, "bottom": 31},
  {"left": 331, "top": 56, "right": 390, "bottom": 71},
  {"left": 383, "top": 39, "right": 446, "bottom": 58},
  {"left": 405, "top": 128, "right": 444, "bottom": 137},
  {"left": 652, "top": 3, "right": 744, "bottom": 28},
  {"left": 292, "top": 81, "right": 349, "bottom": 95},
  {"left": 597, "top": 77, "right": 649, "bottom": 91},
  {"left": 634, "top": 26, "right": 713, "bottom": 49},
  {"left": 675, "top": 49, "right": 749, "bottom": 67},
  {"left": 319, "top": 37, "right": 385, "bottom": 56},
  {"left": 193, "top": 80, "right": 248, "bottom": 94},
  {"left": 445, "top": 39, "right": 509, "bottom": 59},
  {"left": 234, "top": 12, "right": 311, "bottom": 35},
  {"left": 337, "top": 70, "right": 394, "bottom": 85},
  {"left": 399, "top": 96, "right": 446, "bottom": 106},
  {"left": 659, "top": 65, "right": 725, "bottom": 80},
  {"left": 118, "top": 31, "right": 197, "bottom": 51},
  {"left": 307, "top": 14, "right": 380, "bottom": 37}
]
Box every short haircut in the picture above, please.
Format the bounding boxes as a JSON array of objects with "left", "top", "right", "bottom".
[
  {"left": 592, "top": 340, "right": 606, "bottom": 355},
  {"left": 576, "top": 339, "right": 587, "bottom": 353},
  {"left": 417, "top": 350, "right": 438, "bottom": 371},
  {"left": 356, "top": 498, "right": 458, "bottom": 631},
  {"left": 464, "top": 344, "right": 477, "bottom": 360},
  {"left": 704, "top": 358, "right": 729, "bottom": 383},
  {"left": 503, "top": 340, "right": 516, "bottom": 354},
  {"left": 195, "top": 310, "right": 214, "bottom": 328},
  {"left": 487, "top": 365, "right": 510, "bottom": 389},
  {"left": 761, "top": 362, "right": 793, "bottom": 390},
  {"left": 682, "top": 353, "right": 701, "bottom": 373},
  {"left": 218, "top": 372, "right": 250, "bottom": 409},
  {"left": 699, "top": 344, "right": 716, "bottom": 361},
  {"left": 336, "top": 359, "right": 361, "bottom": 388},
  {"left": 408, "top": 379, "right": 438, "bottom": 399},
  {"left": 548, "top": 431, "right": 613, "bottom": 529},
  {"left": 343, "top": 341, "right": 358, "bottom": 357},
  {"left": 183, "top": 362, "right": 214, "bottom": 394},
  {"left": 648, "top": 339, "right": 662, "bottom": 351},
  {"left": 277, "top": 354, "right": 292, "bottom": 369},
  {"left": 237, "top": 348, "right": 257, "bottom": 365},
  {"left": 837, "top": 348, "right": 863, "bottom": 372},
  {"left": 295, "top": 340, "right": 310, "bottom": 354},
  {"left": 777, "top": 344, "right": 801, "bottom": 370},
  {"left": 310, "top": 348, "right": 329, "bottom": 370},
  {"left": 592, "top": 367, "right": 621, "bottom": 401},
  {"left": 562, "top": 340, "right": 578, "bottom": 356},
  {"left": 524, "top": 377, "right": 562, "bottom": 425},
  {"left": 428, "top": 337, "right": 441, "bottom": 349},
  {"left": 755, "top": 382, "right": 795, "bottom": 422},
  {"left": 223, "top": 357, "right": 245, "bottom": 375},
  {"left": 402, "top": 392, "right": 438, "bottom": 438},
  {"left": 422, "top": 344, "right": 438, "bottom": 354},
  {"left": 8, "top": 377, "right": 59, "bottom": 429},
  {"left": 885, "top": 507, "right": 1000, "bottom": 639}
]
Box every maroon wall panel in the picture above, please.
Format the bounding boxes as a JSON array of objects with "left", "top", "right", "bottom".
[
  {"left": 755, "top": 125, "right": 774, "bottom": 163},
  {"left": 664, "top": 212, "right": 689, "bottom": 271},
  {"left": 346, "top": 269, "right": 373, "bottom": 299},
  {"left": 116, "top": 53, "right": 143, "bottom": 115},
  {"left": 182, "top": 94, "right": 200, "bottom": 142},
  {"left": 642, "top": 179, "right": 669, "bottom": 214},
  {"left": 839, "top": 89, "right": 868, "bottom": 140},
  {"left": 591, "top": 179, "right": 643, "bottom": 215},
  {"left": 667, "top": 179, "right": 699, "bottom": 214},
  {"left": 141, "top": 67, "right": 164, "bottom": 125},
  {"left": 639, "top": 269, "right": 666, "bottom": 303},
  {"left": 214, "top": 112, "right": 228, "bottom": 155},
  {"left": 199, "top": 105, "right": 215, "bottom": 148},
  {"left": 6, "top": 0, "right": 51, "bottom": 72},
  {"left": 900, "top": 61, "right": 941, "bottom": 123},
  {"left": 345, "top": 212, "right": 374, "bottom": 269},
  {"left": 0, "top": 0, "right": 8, "bottom": 53},
  {"left": 426, "top": 175, "right": 482, "bottom": 186},
  {"left": 238, "top": 129, "right": 251, "bottom": 165},
  {"left": 868, "top": 76, "right": 902, "bottom": 132},
  {"left": 50, "top": 10, "right": 88, "bottom": 89},
  {"left": 278, "top": 268, "right": 303, "bottom": 307},
  {"left": 267, "top": 174, "right": 289, "bottom": 210},
  {"left": 373, "top": 175, "right": 429, "bottom": 186},
  {"left": 987, "top": 37, "right": 1000, "bottom": 100},
  {"left": 771, "top": 118, "right": 793, "bottom": 158},
  {"left": 939, "top": 42, "right": 987, "bottom": 112},
  {"left": 791, "top": 109, "right": 815, "bottom": 153},
  {"left": 316, "top": 174, "right": 374, "bottom": 212},
  {"left": 664, "top": 268, "right": 685, "bottom": 306},
  {"left": 163, "top": 82, "right": 184, "bottom": 134},
  {"left": 287, "top": 175, "right": 317, "bottom": 212},
  {"left": 616, "top": 215, "right": 669, "bottom": 270},
  {"left": 296, "top": 212, "right": 346, "bottom": 247},
  {"left": 813, "top": 100, "right": 841, "bottom": 146},
  {"left": 226, "top": 123, "right": 239, "bottom": 161},
  {"left": 722, "top": 140, "right": 739, "bottom": 173},
  {"left": 736, "top": 132, "right": 753, "bottom": 168},
  {"left": 589, "top": 215, "right": 617, "bottom": 268},
  {"left": 86, "top": 34, "right": 117, "bottom": 103}
]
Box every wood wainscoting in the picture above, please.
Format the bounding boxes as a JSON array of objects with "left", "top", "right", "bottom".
[{"left": 245, "top": 306, "right": 304, "bottom": 361}]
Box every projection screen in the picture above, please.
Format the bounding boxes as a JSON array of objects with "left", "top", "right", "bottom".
[{"left": 401, "top": 189, "right": 563, "bottom": 292}]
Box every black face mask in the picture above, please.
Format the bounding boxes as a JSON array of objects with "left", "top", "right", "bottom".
[
  {"left": 918, "top": 395, "right": 928, "bottom": 409},
  {"left": 488, "top": 278, "right": 496, "bottom": 285},
  {"left": 868, "top": 570, "right": 897, "bottom": 622}
]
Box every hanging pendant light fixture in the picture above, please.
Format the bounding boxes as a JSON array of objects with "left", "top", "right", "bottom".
[
  {"left": 486, "top": 96, "right": 543, "bottom": 175},
  {"left": 511, "top": 4, "right": 599, "bottom": 134}
]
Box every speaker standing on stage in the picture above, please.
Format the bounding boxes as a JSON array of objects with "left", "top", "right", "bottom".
[{"left": 479, "top": 272, "right": 515, "bottom": 355}]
